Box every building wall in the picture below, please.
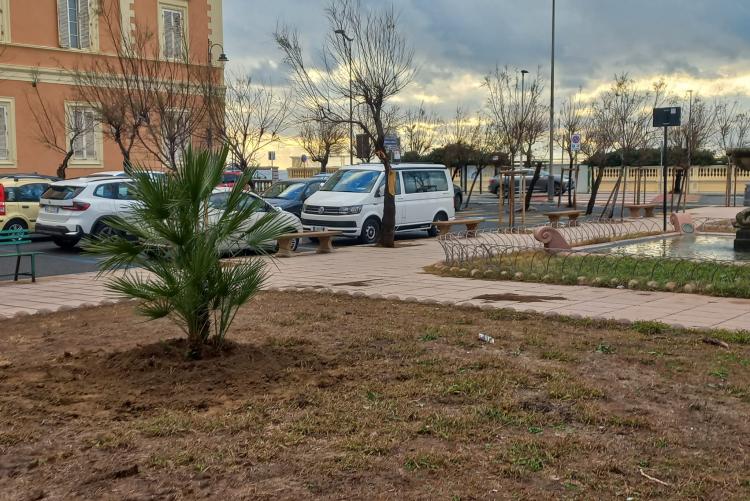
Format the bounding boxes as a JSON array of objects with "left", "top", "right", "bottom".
[{"left": 0, "top": 0, "right": 223, "bottom": 177}]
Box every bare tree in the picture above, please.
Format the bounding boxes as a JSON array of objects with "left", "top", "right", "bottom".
[
  {"left": 298, "top": 118, "right": 348, "bottom": 172},
  {"left": 668, "top": 93, "right": 717, "bottom": 193},
  {"left": 27, "top": 82, "right": 88, "bottom": 179},
  {"left": 484, "top": 66, "right": 525, "bottom": 168},
  {"left": 715, "top": 99, "right": 750, "bottom": 155},
  {"left": 555, "top": 91, "right": 586, "bottom": 207},
  {"left": 276, "top": 0, "right": 416, "bottom": 247},
  {"left": 520, "top": 75, "right": 548, "bottom": 210},
  {"left": 401, "top": 102, "right": 442, "bottom": 157},
  {"left": 71, "top": 2, "right": 216, "bottom": 171},
  {"left": 581, "top": 95, "right": 616, "bottom": 215},
  {"left": 603, "top": 74, "right": 666, "bottom": 218},
  {"left": 208, "top": 72, "right": 291, "bottom": 175}
]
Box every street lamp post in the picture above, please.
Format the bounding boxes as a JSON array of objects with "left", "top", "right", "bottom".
[
  {"left": 206, "top": 41, "right": 229, "bottom": 150},
  {"left": 547, "top": 0, "right": 556, "bottom": 201},
  {"left": 334, "top": 29, "right": 355, "bottom": 165},
  {"left": 521, "top": 69, "right": 528, "bottom": 167}
]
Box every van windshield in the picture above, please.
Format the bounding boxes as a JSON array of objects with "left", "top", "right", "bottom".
[{"left": 321, "top": 169, "right": 380, "bottom": 193}]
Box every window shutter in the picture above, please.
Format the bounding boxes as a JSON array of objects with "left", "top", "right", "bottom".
[
  {"left": 0, "top": 105, "right": 8, "bottom": 160},
  {"left": 72, "top": 108, "right": 84, "bottom": 159},
  {"left": 173, "top": 10, "right": 183, "bottom": 59},
  {"left": 78, "top": 0, "right": 90, "bottom": 49},
  {"left": 84, "top": 110, "right": 96, "bottom": 159},
  {"left": 57, "top": 0, "right": 70, "bottom": 48},
  {"left": 163, "top": 9, "right": 174, "bottom": 58}
]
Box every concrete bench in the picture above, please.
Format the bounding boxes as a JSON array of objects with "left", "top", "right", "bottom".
[
  {"left": 276, "top": 230, "right": 342, "bottom": 258},
  {"left": 543, "top": 210, "right": 582, "bottom": 226},
  {"left": 624, "top": 204, "right": 658, "bottom": 218},
  {"left": 433, "top": 218, "right": 485, "bottom": 237}
]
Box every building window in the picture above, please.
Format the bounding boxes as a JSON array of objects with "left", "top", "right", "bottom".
[
  {"left": 57, "top": 0, "right": 91, "bottom": 50},
  {"left": 0, "top": 99, "right": 16, "bottom": 165},
  {"left": 160, "top": 3, "right": 186, "bottom": 59},
  {"left": 68, "top": 106, "right": 99, "bottom": 163},
  {"left": 0, "top": 0, "right": 10, "bottom": 42}
]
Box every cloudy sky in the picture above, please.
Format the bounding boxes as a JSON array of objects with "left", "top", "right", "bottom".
[{"left": 222, "top": 0, "right": 750, "bottom": 165}]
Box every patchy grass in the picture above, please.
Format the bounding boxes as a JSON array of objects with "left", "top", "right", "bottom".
[
  {"left": 0, "top": 292, "right": 749, "bottom": 499},
  {"left": 428, "top": 251, "right": 750, "bottom": 299}
]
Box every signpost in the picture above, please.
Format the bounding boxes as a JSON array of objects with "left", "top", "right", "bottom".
[
  {"left": 653, "top": 107, "right": 682, "bottom": 231},
  {"left": 570, "top": 133, "right": 581, "bottom": 152},
  {"left": 268, "top": 151, "right": 275, "bottom": 168},
  {"left": 384, "top": 134, "right": 401, "bottom": 162}
]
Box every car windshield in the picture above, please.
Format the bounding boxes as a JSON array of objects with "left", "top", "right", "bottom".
[
  {"left": 321, "top": 169, "right": 380, "bottom": 193},
  {"left": 209, "top": 192, "right": 267, "bottom": 211},
  {"left": 263, "top": 182, "right": 307, "bottom": 200},
  {"left": 222, "top": 173, "right": 240, "bottom": 184}
]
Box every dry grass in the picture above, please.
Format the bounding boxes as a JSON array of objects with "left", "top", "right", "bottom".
[{"left": 0, "top": 291, "right": 749, "bottom": 499}]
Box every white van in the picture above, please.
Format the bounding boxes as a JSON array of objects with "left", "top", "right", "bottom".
[{"left": 301, "top": 163, "right": 455, "bottom": 244}]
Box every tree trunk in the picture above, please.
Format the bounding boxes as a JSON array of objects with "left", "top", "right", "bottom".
[
  {"left": 380, "top": 154, "right": 396, "bottom": 248},
  {"left": 525, "top": 163, "right": 543, "bottom": 210},
  {"left": 188, "top": 305, "right": 211, "bottom": 359},
  {"left": 320, "top": 156, "right": 328, "bottom": 174},
  {"left": 587, "top": 165, "right": 605, "bottom": 215},
  {"left": 464, "top": 165, "right": 483, "bottom": 207},
  {"left": 57, "top": 152, "right": 73, "bottom": 180}
]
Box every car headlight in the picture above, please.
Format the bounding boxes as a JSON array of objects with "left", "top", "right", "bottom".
[{"left": 339, "top": 205, "right": 362, "bottom": 215}]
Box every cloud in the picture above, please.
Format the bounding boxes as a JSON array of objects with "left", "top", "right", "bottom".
[{"left": 224, "top": 0, "right": 750, "bottom": 164}]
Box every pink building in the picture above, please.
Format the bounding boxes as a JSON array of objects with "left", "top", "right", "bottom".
[{"left": 0, "top": 0, "right": 224, "bottom": 177}]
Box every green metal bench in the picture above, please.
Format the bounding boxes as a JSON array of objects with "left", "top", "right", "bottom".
[{"left": 0, "top": 228, "right": 40, "bottom": 282}]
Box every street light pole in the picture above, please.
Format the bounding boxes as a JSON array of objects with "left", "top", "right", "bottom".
[
  {"left": 547, "top": 0, "right": 556, "bottom": 201},
  {"left": 335, "top": 29, "right": 355, "bottom": 165},
  {"left": 521, "top": 69, "right": 528, "bottom": 167}
]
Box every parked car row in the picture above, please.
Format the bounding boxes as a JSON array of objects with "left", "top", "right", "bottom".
[
  {"left": 4, "top": 163, "right": 460, "bottom": 250},
  {"left": 32, "top": 171, "right": 303, "bottom": 251}
]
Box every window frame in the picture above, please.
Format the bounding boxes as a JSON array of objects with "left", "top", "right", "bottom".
[
  {"left": 0, "top": 97, "right": 17, "bottom": 167},
  {"left": 0, "top": 0, "right": 11, "bottom": 42},
  {"left": 65, "top": 102, "right": 103, "bottom": 167},
  {"left": 159, "top": 1, "right": 189, "bottom": 60}
]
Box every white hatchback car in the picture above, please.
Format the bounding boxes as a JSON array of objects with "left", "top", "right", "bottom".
[
  {"left": 208, "top": 188, "right": 303, "bottom": 254},
  {"left": 36, "top": 176, "right": 137, "bottom": 249}
]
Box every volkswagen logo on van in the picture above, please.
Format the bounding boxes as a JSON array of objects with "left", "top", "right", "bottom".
[{"left": 318, "top": 206, "right": 325, "bottom": 215}]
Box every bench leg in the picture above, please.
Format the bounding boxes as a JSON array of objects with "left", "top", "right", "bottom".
[
  {"left": 465, "top": 223, "right": 479, "bottom": 237},
  {"left": 549, "top": 217, "right": 560, "bottom": 227},
  {"left": 569, "top": 216, "right": 579, "bottom": 227},
  {"left": 316, "top": 236, "right": 335, "bottom": 254},
  {"left": 276, "top": 238, "right": 294, "bottom": 258},
  {"left": 627, "top": 208, "right": 639, "bottom": 218},
  {"left": 14, "top": 255, "right": 20, "bottom": 281},
  {"left": 645, "top": 208, "right": 655, "bottom": 218}
]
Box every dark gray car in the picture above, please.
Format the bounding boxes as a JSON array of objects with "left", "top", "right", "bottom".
[
  {"left": 488, "top": 169, "right": 574, "bottom": 196},
  {"left": 262, "top": 178, "right": 325, "bottom": 218}
]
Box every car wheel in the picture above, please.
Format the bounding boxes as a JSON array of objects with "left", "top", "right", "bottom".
[
  {"left": 454, "top": 193, "right": 462, "bottom": 212},
  {"left": 52, "top": 237, "right": 79, "bottom": 250},
  {"left": 2, "top": 219, "right": 28, "bottom": 232},
  {"left": 359, "top": 217, "right": 380, "bottom": 245},
  {"left": 428, "top": 212, "right": 448, "bottom": 237},
  {"left": 93, "top": 221, "right": 117, "bottom": 238},
  {"left": 554, "top": 183, "right": 562, "bottom": 196}
]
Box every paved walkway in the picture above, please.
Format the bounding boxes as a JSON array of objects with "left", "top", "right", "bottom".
[{"left": 2, "top": 236, "right": 749, "bottom": 331}]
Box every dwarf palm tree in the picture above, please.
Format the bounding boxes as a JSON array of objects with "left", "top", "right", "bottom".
[{"left": 85, "top": 147, "right": 289, "bottom": 358}]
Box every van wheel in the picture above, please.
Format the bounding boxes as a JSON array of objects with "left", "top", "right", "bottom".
[
  {"left": 359, "top": 217, "right": 380, "bottom": 245},
  {"left": 428, "top": 212, "right": 448, "bottom": 237},
  {"left": 2, "top": 219, "right": 28, "bottom": 232}
]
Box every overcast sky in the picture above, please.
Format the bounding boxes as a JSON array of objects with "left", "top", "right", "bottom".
[{"left": 222, "top": 0, "right": 750, "bottom": 164}]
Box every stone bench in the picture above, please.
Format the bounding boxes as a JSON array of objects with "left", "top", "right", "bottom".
[
  {"left": 433, "top": 218, "right": 485, "bottom": 237},
  {"left": 625, "top": 204, "right": 658, "bottom": 218},
  {"left": 276, "top": 230, "right": 342, "bottom": 258},
  {"left": 543, "top": 210, "right": 582, "bottom": 226}
]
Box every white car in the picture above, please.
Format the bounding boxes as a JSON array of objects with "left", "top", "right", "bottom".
[
  {"left": 301, "top": 163, "right": 455, "bottom": 244},
  {"left": 208, "top": 188, "right": 303, "bottom": 255},
  {"left": 36, "top": 176, "right": 137, "bottom": 249}
]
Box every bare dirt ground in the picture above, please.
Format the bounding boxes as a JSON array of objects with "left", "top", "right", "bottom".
[{"left": 1, "top": 291, "right": 749, "bottom": 500}]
